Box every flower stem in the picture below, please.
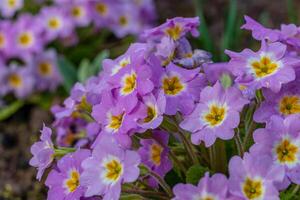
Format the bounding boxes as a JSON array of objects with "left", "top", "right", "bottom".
[
  {"left": 234, "top": 129, "right": 244, "bottom": 157},
  {"left": 122, "top": 189, "right": 169, "bottom": 200},
  {"left": 147, "top": 169, "right": 173, "bottom": 198},
  {"left": 54, "top": 147, "right": 76, "bottom": 158}
]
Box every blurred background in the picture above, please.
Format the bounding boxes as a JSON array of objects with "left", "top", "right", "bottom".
[{"left": 0, "top": 0, "right": 300, "bottom": 199}]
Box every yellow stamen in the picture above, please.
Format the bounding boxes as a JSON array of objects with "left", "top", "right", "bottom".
[
  {"left": 279, "top": 96, "right": 300, "bottom": 115},
  {"left": 275, "top": 139, "right": 298, "bottom": 164},
  {"left": 251, "top": 56, "right": 279, "bottom": 78},
  {"left": 48, "top": 17, "right": 61, "bottom": 30},
  {"left": 7, "top": 0, "right": 16, "bottom": 7},
  {"left": 8, "top": 73, "right": 22, "bottom": 88},
  {"left": 108, "top": 113, "right": 124, "bottom": 131},
  {"left": 119, "top": 16, "right": 128, "bottom": 26},
  {"left": 38, "top": 62, "right": 53, "bottom": 77},
  {"left": 162, "top": 76, "right": 185, "bottom": 96},
  {"left": 96, "top": 3, "right": 107, "bottom": 15},
  {"left": 0, "top": 33, "right": 5, "bottom": 48},
  {"left": 144, "top": 105, "right": 157, "bottom": 123},
  {"left": 203, "top": 104, "right": 227, "bottom": 127},
  {"left": 71, "top": 6, "right": 83, "bottom": 18},
  {"left": 121, "top": 72, "right": 137, "bottom": 95},
  {"left": 65, "top": 170, "right": 80, "bottom": 193},
  {"left": 18, "top": 32, "right": 33, "bottom": 47},
  {"left": 165, "top": 24, "right": 182, "bottom": 40},
  {"left": 242, "top": 177, "right": 264, "bottom": 199},
  {"left": 105, "top": 159, "right": 123, "bottom": 181},
  {"left": 151, "top": 143, "right": 163, "bottom": 166}
]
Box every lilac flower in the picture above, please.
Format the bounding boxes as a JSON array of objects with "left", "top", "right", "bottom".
[
  {"left": 0, "top": 0, "right": 23, "bottom": 18},
  {"left": 90, "top": 0, "right": 116, "bottom": 28},
  {"left": 1, "top": 64, "right": 34, "bottom": 98},
  {"left": 92, "top": 91, "right": 145, "bottom": 148},
  {"left": 203, "top": 62, "right": 234, "bottom": 84},
  {"left": 0, "top": 20, "right": 13, "bottom": 57},
  {"left": 138, "top": 130, "right": 172, "bottom": 187},
  {"left": 12, "top": 14, "right": 44, "bottom": 60},
  {"left": 32, "top": 49, "right": 62, "bottom": 91},
  {"left": 29, "top": 125, "right": 55, "bottom": 181},
  {"left": 180, "top": 82, "right": 249, "bottom": 147},
  {"left": 229, "top": 153, "right": 284, "bottom": 200},
  {"left": 137, "top": 91, "right": 166, "bottom": 130},
  {"left": 172, "top": 172, "right": 228, "bottom": 200},
  {"left": 250, "top": 115, "right": 300, "bottom": 187},
  {"left": 241, "top": 16, "right": 280, "bottom": 42},
  {"left": 81, "top": 134, "right": 141, "bottom": 199},
  {"left": 142, "top": 17, "right": 200, "bottom": 41},
  {"left": 254, "top": 81, "right": 300, "bottom": 123},
  {"left": 226, "top": 41, "right": 299, "bottom": 93},
  {"left": 67, "top": 2, "right": 91, "bottom": 27},
  {"left": 159, "top": 62, "right": 207, "bottom": 115},
  {"left": 39, "top": 6, "right": 74, "bottom": 42},
  {"left": 45, "top": 149, "right": 90, "bottom": 200}
]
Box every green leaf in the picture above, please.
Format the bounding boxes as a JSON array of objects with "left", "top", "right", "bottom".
[
  {"left": 78, "top": 59, "right": 91, "bottom": 83},
  {"left": 57, "top": 56, "right": 78, "bottom": 92},
  {"left": 91, "top": 50, "right": 110, "bottom": 74},
  {"left": 120, "top": 194, "right": 143, "bottom": 200},
  {"left": 186, "top": 165, "right": 209, "bottom": 185},
  {"left": 0, "top": 100, "right": 25, "bottom": 121}
]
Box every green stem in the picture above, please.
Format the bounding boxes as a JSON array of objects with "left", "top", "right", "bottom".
[
  {"left": 234, "top": 129, "right": 244, "bottom": 157},
  {"left": 54, "top": 147, "right": 76, "bottom": 158},
  {"left": 122, "top": 189, "right": 169, "bottom": 200},
  {"left": 147, "top": 169, "right": 173, "bottom": 198}
]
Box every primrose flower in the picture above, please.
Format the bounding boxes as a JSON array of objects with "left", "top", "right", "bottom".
[
  {"left": 12, "top": 14, "right": 43, "bottom": 59},
  {"left": 138, "top": 130, "right": 172, "bottom": 187},
  {"left": 226, "top": 41, "right": 299, "bottom": 93},
  {"left": 254, "top": 81, "right": 300, "bottom": 123},
  {"left": 81, "top": 134, "right": 141, "bottom": 199},
  {"left": 142, "top": 17, "right": 200, "bottom": 41},
  {"left": 0, "top": 20, "right": 13, "bottom": 57},
  {"left": 1, "top": 64, "right": 34, "bottom": 98},
  {"left": 250, "top": 115, "right": 300, "bottom": 187},
  {"left": 137, "top": 91, "right": 166, "bottom": 130},
  {"left": 29, "top": 125, "right": 55, "bottom": 181},
  {"left": 39, "top": 6, "right": 74, "bottom": 42},
  {"left": 45, "top": 149, "right": 90, "bottom": 200},
  {"left": 32, "top": 49, "right": 62, "bottom": 91},
  {"left": 92, "top": 91, "right": 145, "bottom": 148},
  {"left": 90, "top": 0, "right": 116, "bottom": 28},
  {"left": 180, "top": 82, "right": 249, "bottom": 147},
  {"left": 229, "top": 153, "right": 284, "bottom": 200},
  {"left": 172, "top": 172, "right": 228, "bottom": 200},
  {"left": 0, "top": 0, "right": 23, "bottom": 18},
  {"left": 67, "top": 2, "right": 91, "bottom": 27},
  {"left": 159, "top": 62, "right": 207, "bottom": 115}
]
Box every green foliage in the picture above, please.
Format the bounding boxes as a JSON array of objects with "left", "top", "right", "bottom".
[
  {"left": 186, "top": 165, "right": 209, "bottom": 185},
  {"left": 220, "top": 73, "right": 232, "bottom": 89},
  {"left": 0, "top": 100, "right": 24, "bottom": 121},
  {"left": 57, "top": 56, "right": 78, "bottom": 92}
]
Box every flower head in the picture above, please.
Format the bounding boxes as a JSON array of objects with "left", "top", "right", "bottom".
[
  {"left": 0, "top": 0, "right": 23, "bottom": 18},
  {"left": 45, "top": 149, "right": 90, "bottom": 200},
  {"left": 181, "top": 82, "right": 248, "bottom": 147},
  {"left": 172, "top": 172, "right": 228, "bottom": 200},
  {"left": 29, "top": 125, "right": 55, "bottom": 181},
  {"left": 81, "top": 134, "right": 140, "bottom": 200}
]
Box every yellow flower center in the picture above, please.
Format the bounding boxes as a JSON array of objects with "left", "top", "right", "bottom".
[
  {"left": 96, "top": 3, "right": 107, "bottom": 15},
  {"left": 38, "top": 62, "right": 53, "bottom": 77},
  {"left": 48, "top": 17, "right": 61, "bottom": 30},
  {"left": 251, "top": 56, "right": 279, "bottom": 78},
  {"left": 0, "top": 33, "right": 5, "bottom": 47},
  {"left": 275, "top": 139, "right": 298, "bottom": 164},
  {"left": 144, "top": 105, "right": 157, "bottom": 123},
  {"left": 7, "top": 0, "right": 16, "bottom": 7},
  {"left": 279, "top": 96, "right": 300, "bottom": 116},
  {"left": 242, "top": 177, "right": 264, "bottom": 200},
  {"left": 162, "top": 76, "right": 185, "bottom": 96},
  {"left": 107, "top": 113, "right": 124, "bottom": 132},
  {"left": 105, "top": 159, "right": 123, "bottom": 182},
  {"left": 165, "top": 24, "right": 182, "bottom": 40},
  {"left": 119, "top": 16, "right": 128, "bottom": 26},
  {"left": 71, "top": 6, "right": 83, "bottom": 18},
  {"left": 121, "top": 72, "right": 137, "bottom": 95},
  {"left": 8, "top": 73, "right": 22, "bottom": 88},
  {"left": 65, "top": 170, "right": 80, "bottom": 193},
  {"left": 151, "top": 143, "right": 163, "bottom": 166},
  {"left": 203, "top": 104, "right": 227, "bottom": 127},
  {"left": 18, "top": 32, "right": 33, "bottom": 47},
  {"left": 76, "top": 96, "right": 92, "bottom": 113}
]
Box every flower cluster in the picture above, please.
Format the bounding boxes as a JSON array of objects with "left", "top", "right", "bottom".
[
  {"left": 30, "top": 16, "right": 300, "bottom": 200},
  {"left": 0, "top": 0, "right": 155, "bottom": 99}
]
